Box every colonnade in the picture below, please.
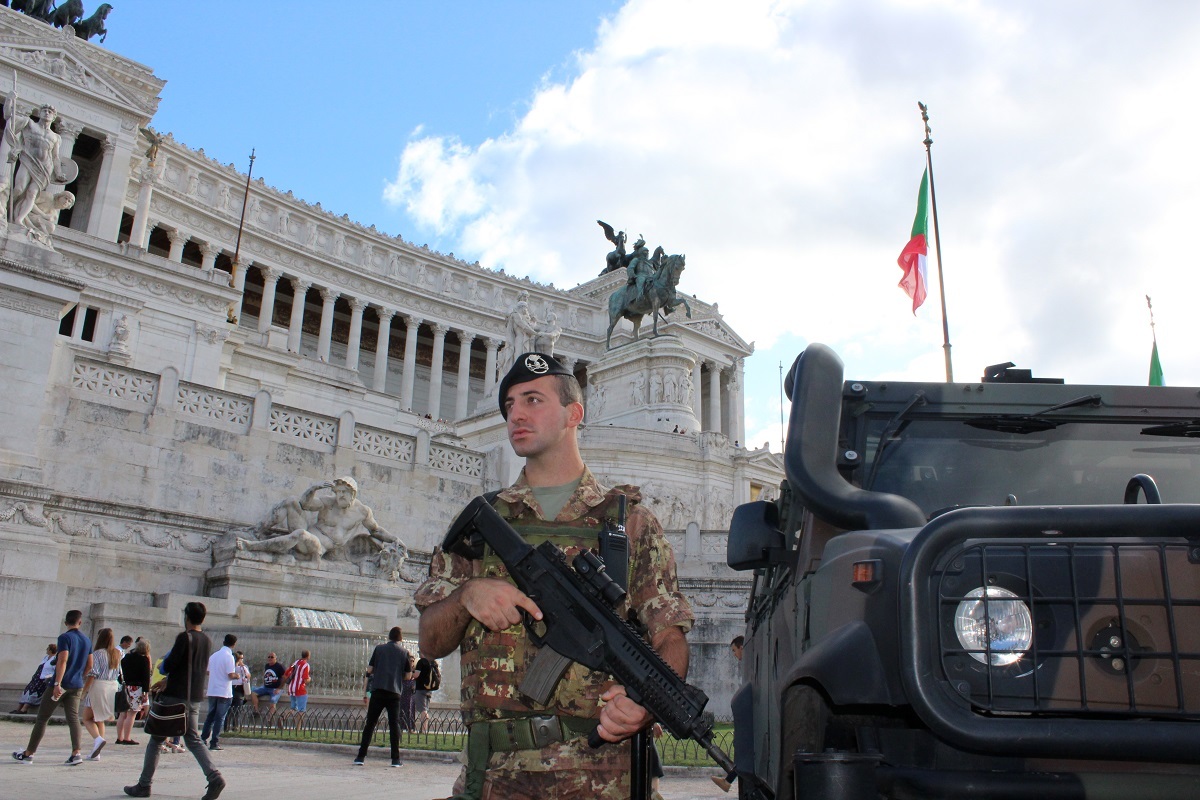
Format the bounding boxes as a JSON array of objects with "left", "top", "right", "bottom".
[
  {"left": 693, "top": 358, "right": 745, "bottom": 442},
  {"left": 251, "top": 265, "right": 581, "bottom": 421}
]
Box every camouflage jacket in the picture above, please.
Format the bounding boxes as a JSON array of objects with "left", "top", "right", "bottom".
[{"left": 414, "top": 467, "right": 694, "bottom": 726}]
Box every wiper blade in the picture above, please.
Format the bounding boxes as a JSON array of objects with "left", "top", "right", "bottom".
[
  {"left": 1141, "top": 420, "right": 1200, "bottom": 438},
  {"left": 964, "top": 393, "right": 1102, "bottom": 434},
  {"left": 864, "top": 391, "right": 926, "bottom": 488}
]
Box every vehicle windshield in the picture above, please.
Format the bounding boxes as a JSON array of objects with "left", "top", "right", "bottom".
[{"left": 863, "top": 417, "right": 1200, "bottom": 516}]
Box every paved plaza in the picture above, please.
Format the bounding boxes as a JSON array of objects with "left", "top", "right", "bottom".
[{"left": 1, "top": 719, "right": 730, "bottom": 800}]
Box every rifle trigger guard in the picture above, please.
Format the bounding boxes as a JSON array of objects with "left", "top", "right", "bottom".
[{"left": 522, "top": 608, "right": 547, "bottom": 647}]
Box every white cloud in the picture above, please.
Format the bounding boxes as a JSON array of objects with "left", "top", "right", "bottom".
[{"left": 384, "top": 0, "right": 1200, "bottom": 450}]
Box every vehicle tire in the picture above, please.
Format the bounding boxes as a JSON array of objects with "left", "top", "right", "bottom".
[{"left": 775, "top": 683, "right": 831, "bottom": 800}]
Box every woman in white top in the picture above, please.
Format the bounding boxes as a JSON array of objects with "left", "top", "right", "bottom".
[
  {"left": 81, "top": 627, "right": 121, "bottom": 760},
  {"left": 228, "top": 650, "right": 252, "bottom": 730}
]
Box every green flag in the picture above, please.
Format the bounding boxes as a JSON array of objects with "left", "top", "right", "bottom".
[{"left": 1149, "top": 341, "right": 1164, "bottom": 386}]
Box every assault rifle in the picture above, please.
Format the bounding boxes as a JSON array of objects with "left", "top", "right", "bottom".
[{"left": 444, "top": 495, "right": 738, "bottom": 784}]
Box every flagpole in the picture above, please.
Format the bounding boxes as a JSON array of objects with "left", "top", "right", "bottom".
[
  {"left": 919, "top": 102, "right": 953, "bottom": 382},
  {"left": 227, "top": 148, "right": 255, "bottom": 324},
  {"left": 1146, "top": 295, "right": 1157, "bottom": 345},
  {"left": 778, "top": 360, "right": 785, "bottom": 454}
]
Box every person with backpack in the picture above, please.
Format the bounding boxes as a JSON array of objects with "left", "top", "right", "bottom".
[{"left": 413, "top": 654, "right": 440, "bottom": 734}]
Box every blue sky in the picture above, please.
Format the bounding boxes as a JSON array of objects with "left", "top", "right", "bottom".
[{"left": 98, "top": 1, "right": 1200, "bottom": 452}]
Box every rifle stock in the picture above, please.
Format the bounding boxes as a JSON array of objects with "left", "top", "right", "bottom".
[{"left": 443, "top": 496, "right": 736, "bottom": 780}]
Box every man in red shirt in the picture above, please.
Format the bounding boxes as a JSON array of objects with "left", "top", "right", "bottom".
[{"left": 283, "top": 652, "right": 311, "bottom": 731}]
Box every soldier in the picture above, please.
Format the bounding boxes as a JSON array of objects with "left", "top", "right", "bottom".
[{"left": 415, "top": 352, "right": 693, "bottom": 800}]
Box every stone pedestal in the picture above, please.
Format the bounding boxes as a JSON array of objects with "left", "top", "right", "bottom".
[
  {"left": 586, "top": 335, "right": 700, "bottom": 433},
  {"left": 205, "top": 543, "right": 423, "bottom": 631},
  {"left": 0, "top": 245, "right": 83, "bottom": 483}
]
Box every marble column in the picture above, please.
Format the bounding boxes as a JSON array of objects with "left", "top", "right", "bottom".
[
  {"left": 455, "top": 331, "right": 476, "bottom": 420},
  {"left": 733, "top": 357, "right": 746, "bottom": 445},
  {"left": 560, "top": 356, "right": 577, "bottom": 374},
  {"left": 427, "top": 323, "right": 448, "bottom": 419},
  {"left": 56, "top": 121, "right": 82, "bottom": 161},
  {"left": 483, "top": 338, "right": 501, "bottom": 396},
  {"left": 71, "top": 303, "right": 87, "bottom": 339},
  {"left": 345, "top": 297, "right": 365, "bottom": 370},
  {"left": 129, "top": 165, "right": 155, "bottom": 249},
  {"left": 373, "top": 307, "right": 395, "bottom": 393},
  {"left": 167, "top": 230, "right": 186, "bottom": 262},
  {"left": 198, "top": 242, "right": 217, "bottom": 273},
  {"left": 692, "top": 361, "right": 703, "bottom": 424},
  {"left": 286, "top": 278, "right": 311, "bottom": 353},
  {"left": 316, "top": 287, "right": 339, "bottom": 362},
  {"left": 87, "top": 136, "right": 123, "bottom": 239},
  {"left": 257, "top": 266, "right": 281, "bottom": 333},
  {"left": 400, "top": 315, "right": 422, "bottom": 411},
  {"left": 707, "top": 361, "right": 724, "bottom": 435}
]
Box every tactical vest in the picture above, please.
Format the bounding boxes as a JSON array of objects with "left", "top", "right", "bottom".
[{"left": 459, "top": 489, "right": 634, "bottom": 722}]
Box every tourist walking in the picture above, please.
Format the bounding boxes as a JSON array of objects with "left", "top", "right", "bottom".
[
  {"left": 82, "top": 627, "right": 121, "bottom": 760},
  {"left": 12, "top": 609, "right": 92, "bottom": 766},
  {"left": 201, "top": 633, "right": 238, "bottom": 750},
  {"left": 123, "top": 601, "right": 225, "bottom": 800},
  {"left": 116, "top": 639, "right": 152, "bottom": 745},
  {"left": 354, "top": 626, "right": 411, "bottom": 767},
  {"left": 11, "top": 643, "right": 56, "bottom": 714}
]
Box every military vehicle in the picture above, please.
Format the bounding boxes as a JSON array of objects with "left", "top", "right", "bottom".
[{"left": 727, "top": 343, "right": 1200, "bottom": 799}]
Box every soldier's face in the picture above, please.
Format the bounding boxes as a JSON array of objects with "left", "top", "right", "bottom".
[{"left": 505, "top": 376, "right": 578, "bottom": 458}]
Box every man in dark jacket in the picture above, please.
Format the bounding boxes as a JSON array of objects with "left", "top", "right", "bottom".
[
  {"left": 353, "top": 625, "right": 412, "bottom": 768},
  {"left": 124, "top": 602, "right": 225, "bottom": 799}
]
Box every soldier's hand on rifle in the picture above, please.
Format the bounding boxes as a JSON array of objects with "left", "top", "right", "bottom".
[
  {"left": 457, "top": 577, "right": 543, "bottom": 632},
  {"left": 596, "top": 684, "right": 653, "bottom": 743}
]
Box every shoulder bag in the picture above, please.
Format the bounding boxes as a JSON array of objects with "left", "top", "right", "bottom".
[{"left": 144, "top": 631, "right": 192, "bottom": 738}]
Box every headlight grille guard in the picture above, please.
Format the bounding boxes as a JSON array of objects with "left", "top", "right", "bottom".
[{"left": 899, "top": 504, "right": 1200, "bottom": 762}]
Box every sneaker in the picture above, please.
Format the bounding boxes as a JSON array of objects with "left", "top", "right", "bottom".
[
  {"left": 201, "top": 773, "right": 226, "bottom": 800},
  {"left": 65, "top": 753, "right": 84, "bottom": 765},
  {"left": 352, "top": 758, "right": 364, "bottom": 765},
  {"left": 391, "top": 759, "right": 403, "bottom": 768},
  {"left": 123, "top": 785, "right": 151, "bottom": 798},
  {"left": 89, "top": 738, "right": 106, "bottom": 759},
  {"left": 209, "top": 743, "right": 223, "bottom": 751},
  {"left": 12, "top": 750, "right": 33, "bottom": 764}
]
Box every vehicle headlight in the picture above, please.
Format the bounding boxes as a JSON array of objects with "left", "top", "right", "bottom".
[{"left": 953, "top": 586, "right": 1033, "bottom": 666}]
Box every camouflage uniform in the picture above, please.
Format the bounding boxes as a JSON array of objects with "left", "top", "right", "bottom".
[{"left": 415, "top": 467, "right": 694, "bottom": 800}]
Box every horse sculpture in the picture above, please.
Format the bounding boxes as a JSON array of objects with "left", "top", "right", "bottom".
[
  {"left": 606, "top": 253, "right": 691, "bottom": 349},
  {"left": 49, "top": 0, "right": 84, "bottom": 28},
  {"left": 74, "top": 3, "right": 112, "bottom": 42}
]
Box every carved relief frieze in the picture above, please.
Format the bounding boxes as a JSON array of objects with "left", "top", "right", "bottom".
[
  {"left": 66, "top": 258, "right": 232, "bottom": 314},
  {"left": 0, "top": 497, "right": 218, "bottom": 554},
  {"left": 0, "top": 44, "right": 148, "bottom": 113}
]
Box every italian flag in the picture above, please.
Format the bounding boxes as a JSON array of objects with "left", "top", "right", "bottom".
[{"left": 897, "top": 168, "right": 929, "bottom": 314}]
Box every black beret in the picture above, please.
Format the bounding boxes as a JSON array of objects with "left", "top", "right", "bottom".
[{"left": 498, "top": 352, "right": 573, "bottom": 418}]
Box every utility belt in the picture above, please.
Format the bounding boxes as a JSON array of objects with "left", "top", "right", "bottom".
[{"left": 470, "top": 713, "right": 598, "bottom": 753}]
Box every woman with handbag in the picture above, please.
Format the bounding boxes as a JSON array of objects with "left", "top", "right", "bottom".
[
  {"left": 123, "top": 602, "right": 226, "bottom": 800},
  {"left": 82, "top": 628, "right": 121, "bottom": 760},
  {"left": 116, "top": 640, "right": 151, "bottom": 745}
]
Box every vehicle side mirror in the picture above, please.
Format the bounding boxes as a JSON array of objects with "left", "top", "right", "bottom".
[{"left": 727, "top": 501, "right": 788, "bottom": 571}]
